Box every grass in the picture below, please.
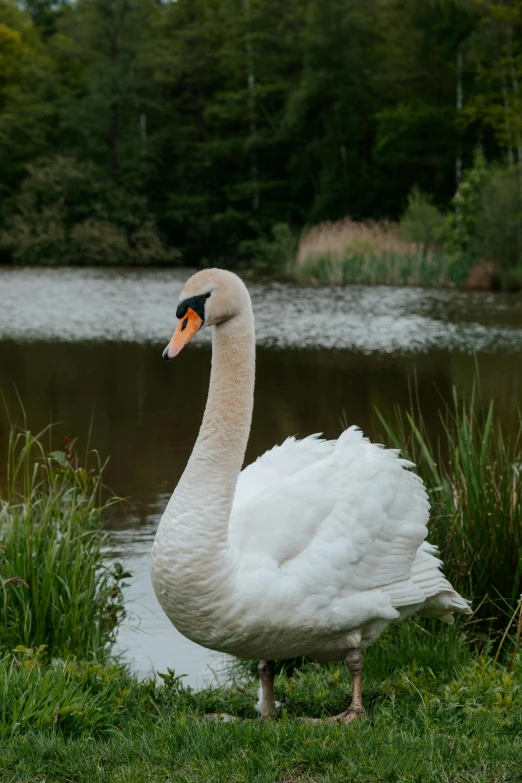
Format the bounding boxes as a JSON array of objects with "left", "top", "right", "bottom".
[
  {"left": 376, "top": 382, "right": 522, "bottom": 643},
  {"left": 0, "top": 425, "right": 127, "bottom": 660},
  {"left": 0, "top": 623, "right": 521, "bottom": 782},
  {"left": 291, "top": 218, "right": 469, "bottom": 287}
]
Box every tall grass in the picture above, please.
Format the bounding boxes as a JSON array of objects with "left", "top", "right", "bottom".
[
  {"left": 0, "top": 426, "right": 127, "bottom": 660},
  {"left": 377, "top": 383, "right": 522, "bottom": 641},
  {"left": 292, "top": 218, "right": 468, "bottom": 287}
]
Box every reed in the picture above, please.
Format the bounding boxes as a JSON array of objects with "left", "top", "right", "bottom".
[
  {"left": 292, "top": 218, "right": 466, "bottom": 287},
  {"left": 377, "top": 383, "right": 522, "bottom": 643},
  {"left": 0, "top": 425, "right": 127, "bottom": 660}
]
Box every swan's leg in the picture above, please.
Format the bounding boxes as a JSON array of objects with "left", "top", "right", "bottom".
[
  {"left": 205, "top": 660, "right": 275, "bottom": 722},
  {"left": 341, "top": 647, "right": 365, "bottom": 722},
  {"left": 258, "top": 660, "right": 277, "bottom": 719},
  {"left": 322, "top": 647, "right": 365, "bottom": 723}
]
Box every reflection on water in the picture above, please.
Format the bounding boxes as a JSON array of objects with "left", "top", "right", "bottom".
[{"left": 0, "top": 267, "right": 521, "bottom": 685}]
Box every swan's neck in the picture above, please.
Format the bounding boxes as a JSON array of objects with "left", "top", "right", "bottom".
[
  {"left": 151, "top": 305, "right": 255, "bottom": 625},
  {"left": 175, "top": 308, "right": 255, "bottom": 525}
]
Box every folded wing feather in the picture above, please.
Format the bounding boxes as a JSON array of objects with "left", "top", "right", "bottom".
[{"left": 229, "top": 427, "right": 432, "bottom": 598}]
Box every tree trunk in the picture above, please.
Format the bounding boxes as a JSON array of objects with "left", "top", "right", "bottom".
[
  {"left": 109, "top": 100, "right": 119, "bottom": 181},
  {"left": 242, "top": 0, "right": 259, "bottom": 212},
  {"left": 456, "top": 48, "right": 463, "bottom": 190},
  {"left": 508, "top": 23, "right": 522, "bottom": 262}
]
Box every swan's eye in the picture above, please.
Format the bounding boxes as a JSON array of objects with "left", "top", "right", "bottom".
[
  {"left": 204, "top": 292, "right": 211, "bottom": 299},
  {"left": 180, "top": 316, "right": 189, "bottom": 332}
]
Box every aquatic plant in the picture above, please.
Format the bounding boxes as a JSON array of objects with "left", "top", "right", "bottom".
[
  {"left": 0, "top": 426, "right": 128, "bottom": 660},
  {"left": 292, "top": 218, "right": 466, "bottom": 287}
]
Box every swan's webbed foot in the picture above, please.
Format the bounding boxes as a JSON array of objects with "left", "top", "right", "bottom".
[
  {"left": 205, "top": 659, "right": 278, "bottom": 723},
  {"left": 330, "top": 706, "right": 366, "bottom": 723},
  {"left": 299, "top": 706, "right": 365, "bottom": 725},
  {"left": 205, "top": 650, "right": 366, "bottom": 725},
  {"left": 204, "top": 712, "right": 242, "bottom": 722}
]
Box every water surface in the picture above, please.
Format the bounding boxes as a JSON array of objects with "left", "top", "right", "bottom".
[{"left": 1, "top": 267, "right": 521, "bottom": 685}]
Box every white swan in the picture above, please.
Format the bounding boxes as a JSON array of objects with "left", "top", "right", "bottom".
[{"left": 151, "top": 268, "right": 471, "bottom": 721}]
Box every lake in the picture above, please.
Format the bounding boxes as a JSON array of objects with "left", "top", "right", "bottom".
[{"left": 1, "top": 266, "right": 521, "bottom": 686}]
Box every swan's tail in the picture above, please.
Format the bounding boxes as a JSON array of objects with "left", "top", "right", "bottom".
[
  {"left": 413, "top": 541, "right": 472, "bottom": 622},
  {"left": 385, "top": 541, "right": 472, "bottom": 622}
]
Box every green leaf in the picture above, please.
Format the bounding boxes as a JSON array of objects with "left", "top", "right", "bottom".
[{"left": 49, "top": 451, "right": 69, "bottom": 468}]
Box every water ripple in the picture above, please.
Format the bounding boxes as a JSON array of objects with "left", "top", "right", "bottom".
[{"left": 1, "top": 267, "right": 522, "bottom": 353}]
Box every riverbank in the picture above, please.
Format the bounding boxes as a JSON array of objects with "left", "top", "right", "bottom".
[{"left": 1, "top": 241, "right": 520, "bottom": 293}]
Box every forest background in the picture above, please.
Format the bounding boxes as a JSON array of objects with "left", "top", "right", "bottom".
[{"left": 1, "top": 0, "right": 522, "bottom": 284}]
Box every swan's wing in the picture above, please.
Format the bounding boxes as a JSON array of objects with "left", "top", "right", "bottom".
[
  {"left": 229, "top": 427, "right": 430, "bottom": 599},
  {"left": 233, "top": 433, "right": 334, "bottom": 508}
]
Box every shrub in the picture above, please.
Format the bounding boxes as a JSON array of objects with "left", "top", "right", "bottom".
[
  {"left": 69, "top": 218, "right": 130, "bottom": 265},
  {"left": 0, "top": 201, "right": 69, "bottom": 266},
  {"left": 399, "top": 187, "right": 448, "bottom": 256},
  {"left": 446, "top": 150, "right": 522, "bottom": 274},
  {"left": 499, "top": 266, "right": 522, "bottom": 292},
  {"left": 0, "top": 156, "right": 176, "bottom": 265},
  {"left": 238, "top": 222, "right": 297, "bottom": 273},
  {"left": 466, "top": 261, "right": 499, "bottom": 290},
  {"left": 451, "top": 146, "right": 489, "bottom": 256},
  {"left": 0, "top": 426, "right": 128, "bottom": 659},
  {"left": 472, "top": 165, "right": 522, "bottom": 268}
]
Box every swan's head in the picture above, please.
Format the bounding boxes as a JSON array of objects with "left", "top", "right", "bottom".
[{"left": 163, "top": 268, "right": 249, "bottom": 360}]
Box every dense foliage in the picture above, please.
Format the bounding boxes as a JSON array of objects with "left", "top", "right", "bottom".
[{"left": 0, "top": 0, "right": 521, "bottom": 270}]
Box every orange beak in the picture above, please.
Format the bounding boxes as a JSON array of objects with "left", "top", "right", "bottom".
[{"left": 162, "top": 307, "right": 204, "bottom": 360}]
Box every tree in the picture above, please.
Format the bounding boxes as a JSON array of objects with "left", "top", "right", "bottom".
[
  {"left": 0, "top": 1, "right": 57, "bottom": 199},
  {"left": 374, "top": 0, "right": 477, "bottom": 214},
  {"left": 57, "top": 0, "right": 161, "bottom": 183},
  {"left": 22, "top": 0, "right": 67, "bottom": 38},
  {"left": 0, "top": 0, "right": 515, "bottom": 266},
  {"left": 147, "top": 0, "right": 305, "bottom": 261},
  {"left": 285, "top": 0, "right": 385, "bottom": 222},
  {"left": 465, "top": 0, "right": 522, "bottom": 217}
]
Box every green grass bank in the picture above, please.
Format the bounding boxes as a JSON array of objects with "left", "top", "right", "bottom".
[{"left": 1, "top": 627, "right": 521, "bottom": 783}]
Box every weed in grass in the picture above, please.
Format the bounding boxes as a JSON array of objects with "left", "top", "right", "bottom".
[
  {"left": 0, "top": 425, "right": 128, "bottom": 660},
  {"left": 0, "top": 646, "right": 130, "bottom": 739}
]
